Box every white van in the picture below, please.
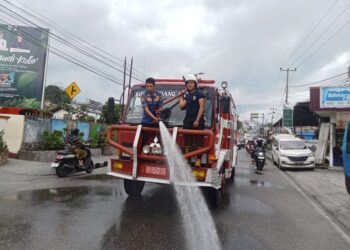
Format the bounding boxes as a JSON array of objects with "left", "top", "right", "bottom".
[{"left": 271, "top": 134, "right": 315, "bottom": 170}]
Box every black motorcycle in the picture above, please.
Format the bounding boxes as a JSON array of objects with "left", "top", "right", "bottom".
[
  {"left": 255, "top": 148, "right": 266, "bottom": 171},
  {"left": 51, "top": 145, "right": 94, "bottom": 177}
]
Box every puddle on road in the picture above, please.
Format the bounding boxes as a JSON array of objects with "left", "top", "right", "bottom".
[
  {"left": 233, "top": 194, "right": 274, "bottom": 215},
  {"left": 2, "top": 186, "right": 124, "bottom": 206},
  {"left": 234, "top": 177, "right": 273, "bottom": 188}
]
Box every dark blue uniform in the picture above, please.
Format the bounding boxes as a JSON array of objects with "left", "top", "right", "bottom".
[
  {"left": 183, "top": 89, "right": 205, "bottom": 129},
  {"left": 140, "top": 90, "right": 162, "bottom": 146},
  {"left": 140, "top": 91, "right": 163, "bottom": 125},
  {"left": 183, "top": 89, "right": 205, "bottom": 149}
]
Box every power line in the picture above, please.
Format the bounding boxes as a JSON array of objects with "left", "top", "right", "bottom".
[
  {"left": 10, "top": 0, "right": 126, "bottom": 66},
  {"left": 0, "top": 16, "right": 124, "bottom": 87},
  {"left": 289, "top": 72, "right": 348, "bottom": 87},
  {"left": 1, "top": 0, "right": 144, "bottom": 82},
  {"left": 0, "top": 5, "right": 128, "bottom": 77},
  {"left": 296, "top": 17, "right": 350, "bottom": 67},
  {"left": 281, "top": 0, "right": 339, "bottom": 67},
  {"left": 289, "top": 2, "right": 350, "bottom": 67}
]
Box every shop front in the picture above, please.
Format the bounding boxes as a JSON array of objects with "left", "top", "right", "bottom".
[{"left": 310, "top": 86, "right": 350, "bottom": 167}]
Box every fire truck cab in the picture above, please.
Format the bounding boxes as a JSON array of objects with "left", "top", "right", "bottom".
[{"left": 107, "top": 79, "right": 238, "bottom": 206}]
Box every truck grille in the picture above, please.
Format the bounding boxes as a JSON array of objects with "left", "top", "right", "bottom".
[{"left": 287, "top": 156, "right": 308, "bottom": 162}]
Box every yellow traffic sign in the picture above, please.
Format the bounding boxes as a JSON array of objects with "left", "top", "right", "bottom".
[{"left": 65, "top": 81, "right": 81, "bottom": 99}]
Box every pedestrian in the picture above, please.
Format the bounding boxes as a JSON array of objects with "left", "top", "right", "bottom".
[
  {"left": 179, "top": 74, "right": 206, "bottom": 166},
  {"left": 140, "top": 77, "right": 163, "bottom": 146}
]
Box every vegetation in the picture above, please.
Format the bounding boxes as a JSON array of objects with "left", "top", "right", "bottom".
[
  {"left": 99, "top": 103, "right": 122, "bottom": 124},
  {"left": 40, "top": 130, "right": 65, "bottom": 151},
  {"left": 44, "top": 85, "right": 71, "bottom": 107},
  {"left": 90, "top": 131, "right": 106, "bottom": 148}
]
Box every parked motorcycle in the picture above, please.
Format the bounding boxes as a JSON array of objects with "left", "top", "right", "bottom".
[
  {"left": 51, "top": 145, "right": 94, "bottom": 177},
  {"left": 255, "top": 148, "right": 266, "bottom": 171}
]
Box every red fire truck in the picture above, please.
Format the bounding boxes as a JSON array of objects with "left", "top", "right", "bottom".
[{"left": 107, "top": 79, "right": 238, "bottom": 206}]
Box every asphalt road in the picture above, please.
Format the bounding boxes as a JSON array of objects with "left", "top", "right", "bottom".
[{"left": 0, "top": 152, "right": 350, "bottom": 250}]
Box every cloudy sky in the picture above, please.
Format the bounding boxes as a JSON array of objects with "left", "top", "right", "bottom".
[{"left": 2, "top": 0, "right": 350, "bottom": 121}]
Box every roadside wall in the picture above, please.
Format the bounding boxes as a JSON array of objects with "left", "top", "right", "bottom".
[
  {"left": 0, "top": 114, "right": 25, "bottom": 154},
  {"left": 22, "top": 117, "right": 51, "bottom": 150}
]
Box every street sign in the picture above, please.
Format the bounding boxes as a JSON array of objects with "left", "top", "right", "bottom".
[
  {"left": 251, "top": 113, "right": 259, "bottom": 119},
  {"left": 65, "top": 81, "right": 81, "bottom": 99},
  {"left": 87, "top": 99, "right": 102, "bottom": 115},
  {"left": 282, "top": 108, "right": 293, "bottom": 128}
]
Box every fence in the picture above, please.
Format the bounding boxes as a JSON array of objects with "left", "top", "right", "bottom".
[{"left": 21, "top": 115, "right": 105, "bottom": 151}]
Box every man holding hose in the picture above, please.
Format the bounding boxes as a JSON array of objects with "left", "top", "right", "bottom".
[{"left": 140, "top": 77, "right": 163, "bottom": 146}]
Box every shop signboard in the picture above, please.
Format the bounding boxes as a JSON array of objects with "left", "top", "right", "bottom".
[
  {"left": 251, "top": 113, "right": 259, "bottom": 119},
  {"left": 0, "top": 24, "right": 49, "bottom": 109},
  {"left": 320, "top": 86, "right": 350, "bottom": 108}
]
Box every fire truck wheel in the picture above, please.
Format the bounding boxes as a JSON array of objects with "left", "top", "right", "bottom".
[
  {"left": 124, "top": 179, "right": 145, "bottom": 196},
  {"left": 208, "top": 188, "right": 223, "bottom": 208}
]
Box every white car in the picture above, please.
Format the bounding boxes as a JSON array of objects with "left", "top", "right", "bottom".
[{"left": 271, "top": 135, "right": 315, "bottom": 170}]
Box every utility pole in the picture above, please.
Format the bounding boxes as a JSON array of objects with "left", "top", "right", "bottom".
[
  {"left": 122, "top": 57, "right": 127, "bottom": 107},
  {"left": 128, "top": 57, "right": 133, "bottom": 98},
  {"left": 270, "top": 107, "right": 277, "bottom": 128},
  {"left": 280, "top": 67, "right": 297, "bottom": 105}
]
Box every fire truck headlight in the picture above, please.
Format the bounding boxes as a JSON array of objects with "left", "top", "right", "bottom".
[
  {"left": 142, "top": 145, "right": 151, "bottom": 154},
  {"left": 221, "top": 81, "right": 228, "bottom": 89}
]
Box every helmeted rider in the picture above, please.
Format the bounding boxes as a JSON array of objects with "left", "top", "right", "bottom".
[
  {"left": 66, "top": 127, "right": 87, "bottom": 167},
  {"left": 252, "top": 138, "right": 265, "bottom": 164}
]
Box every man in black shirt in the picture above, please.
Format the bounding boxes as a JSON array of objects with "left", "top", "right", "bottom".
[{"left": 179, "top": 74, "right": 206, "bottom": 166}]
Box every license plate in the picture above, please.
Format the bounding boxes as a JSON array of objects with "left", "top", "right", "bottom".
[
  {"left": 258, "top": 157, "right": 265, "bottom": 159},
  {"left": 294, "top": 162, "right": 303, "bottom": 165},
  {"left": 51, "top": 163, "right": 59, "bottom": 168},
  {"left": 145, "top": 166, "right": 167, "bottom": 176}
]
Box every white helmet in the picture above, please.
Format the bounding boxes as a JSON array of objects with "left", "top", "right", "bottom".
[{"left": 184, "top": 74, "right": 198, "bottom": 84}]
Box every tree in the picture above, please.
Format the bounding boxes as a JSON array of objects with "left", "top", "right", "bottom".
[
  {"left": 76, "top": 104, "right": 95, "bottom": 122},
  {"left": 44, "top": 85, "right": 71, "bottom": 108},
  {"left": 99, "top": 102, "right": 121, "bottom": 124}
]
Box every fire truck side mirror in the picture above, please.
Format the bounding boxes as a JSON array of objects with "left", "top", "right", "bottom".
[{"left": 221, "top": 95, "right": 230, "bottom": 114}]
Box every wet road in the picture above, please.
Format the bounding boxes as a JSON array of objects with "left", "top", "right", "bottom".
[{"left": 1, "top": 151, "right": 350, "bottom": 250}]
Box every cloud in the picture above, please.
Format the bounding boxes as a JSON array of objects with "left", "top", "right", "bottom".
[{"left": 5, "top": 0, "right": 350, "bottom": 117}]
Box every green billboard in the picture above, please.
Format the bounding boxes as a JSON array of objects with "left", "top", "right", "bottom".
[
  {"left": 0, "top": 24, "right": 49, "bottom": 109},
  {"left": 282, "top": 108, "right": 293, "bottom": 128}
]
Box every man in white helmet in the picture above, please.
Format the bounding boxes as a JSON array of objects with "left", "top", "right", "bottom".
[{"left": 179, "top": 74, "right": 206, "bottom": 166}]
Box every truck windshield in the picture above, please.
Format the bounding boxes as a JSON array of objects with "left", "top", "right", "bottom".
[
  {"left": 280, "top": 141, "right": 307, "bottom": 150},
  {"left": 124, "top": 86, "right": 214, "bottom": 128}
]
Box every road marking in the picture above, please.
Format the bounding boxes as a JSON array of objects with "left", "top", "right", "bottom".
[{"left": 274, "top": 163, "right": 350, "bottom": 245}]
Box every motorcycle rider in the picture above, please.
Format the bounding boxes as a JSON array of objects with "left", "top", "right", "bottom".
[
  {"left": 253, "top": 138, "right": 265, "bottom": 165},
  {"left": 66, "top": 127, "right": 87, "bottom": 168}
]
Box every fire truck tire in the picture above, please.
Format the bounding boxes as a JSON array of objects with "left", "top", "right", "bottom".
[
  {"left": 208, "top": 188, "right": 223, "bottom": 208},
  {"left": 124, "top": 179, "right": 145, "bottom": 196}
]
